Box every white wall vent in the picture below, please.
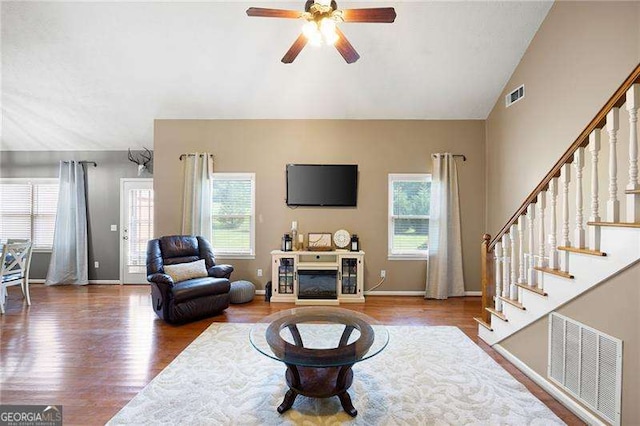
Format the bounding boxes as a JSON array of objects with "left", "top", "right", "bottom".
[
  {"left": 505, "top": 84, "right": 525, "bottom": 107},
  {"left": 548, "top": 313, "right": 622, "bottom": 425}
]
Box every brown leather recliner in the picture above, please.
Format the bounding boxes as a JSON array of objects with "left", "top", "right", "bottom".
[{"left": 146, "top": 235, "right": 233, "bottom": 324}]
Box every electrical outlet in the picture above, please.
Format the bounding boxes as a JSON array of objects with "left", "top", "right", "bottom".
[
  {"left": 94, "top": 261, "right": 100, "bottom": 268},
  {"left": 380, "top": 270, "right": 386, "bottom": 278},
  {"left": 110, "top": 224, "right": 117, "bottom": 232},
  {"left": 257, "top": 269, "right": 263, "bottom": 277}
]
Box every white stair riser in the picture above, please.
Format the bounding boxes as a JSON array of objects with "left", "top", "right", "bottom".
[{"left": 479, "top": 326, "right": 497, "bottom": 345}]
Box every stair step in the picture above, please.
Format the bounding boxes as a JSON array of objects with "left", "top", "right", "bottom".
[
  {"left": 474, "top": 317, "right": 493, "bottom": 331},
  {"left": 515, "top": 282, "right": 548, "bottom": 296},
  {"left": 625, "top": 189, "right": 640, "bottom": 194},
  {"left": 557, "top": 246, "right": 607, "bottom": 256},
  {"left": 533, "top": 266, "right": 575, "bottom": 279},
  {"left": 499, "top": 296, "right": 526, "bottom": 310},
  {"left": 587, "top": 221, "right": 640, "bottom": 228},
  {"left": 486, "top": 307, "right": 508, "bottom": 322}
]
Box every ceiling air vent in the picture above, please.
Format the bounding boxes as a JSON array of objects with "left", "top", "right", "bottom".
[{"left": 505, "top": 84, "right": 525, "bottom": 107}]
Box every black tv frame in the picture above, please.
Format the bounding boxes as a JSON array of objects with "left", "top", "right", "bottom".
[{"left": 285, "top": 164, "right": 358, "bottom": 207}]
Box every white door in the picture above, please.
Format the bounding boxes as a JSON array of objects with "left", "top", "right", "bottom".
[{"left": 120, "top": 179, "right": 154, "bottom": 284}]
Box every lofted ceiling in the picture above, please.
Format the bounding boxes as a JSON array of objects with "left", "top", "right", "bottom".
[{"left": 0, "top": 1, "right": 553, "bottom": 151}]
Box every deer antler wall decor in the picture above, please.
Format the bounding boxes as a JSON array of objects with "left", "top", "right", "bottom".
[{"left": 128, "top": 147, "right": 153, "bottom": 176}]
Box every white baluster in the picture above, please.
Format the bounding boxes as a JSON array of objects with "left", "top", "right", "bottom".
[
  {"left": 627, "top": 84, "right": 640, "bottom": 222},
  {"left": 561, "top": 163, "right": 572, "bottom": 273},
  {"left": 607, "top": 108, "right": 620, "bottom": 222},
  {"left": 574, "top": 147, "right": 585, "bottom": 248},
  {"left": 518, "top": 216, "right": 525, "bottom": 285},
  {"left": 502, "top": 233, "right": 510, "bottom": 300},
  {"left": 548, "top": 177, "right": 559, "bottom": 269},
  {"left": 589, "top": 130, "right": 601, "bottom": 251},
  {"left": 527, "top": 204, "right": 536, "bottom": 286},
  {"left": 509, "top": 224, "right": 518, "bottom": 301},
  {"left": 537, "top": 191, "right": 547, "bottom": 289},
  {"left": 494, "top": 242, "right": 503, "bottom": 312},
  {"left": 537, "top": 190, "right": 547, "bottom": 268}
]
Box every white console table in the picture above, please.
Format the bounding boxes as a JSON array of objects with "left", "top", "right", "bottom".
[{"left": 270, "top": 250, "right": 365, "bottom": 305}]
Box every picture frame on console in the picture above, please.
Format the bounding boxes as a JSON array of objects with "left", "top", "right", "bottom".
[{"left": 307, "top": 233, "right": 332, "bottom": 251}]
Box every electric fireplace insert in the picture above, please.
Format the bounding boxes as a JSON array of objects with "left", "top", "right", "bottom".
[{"left": 298, "top": 269, "right": 338, "bottom": 299}]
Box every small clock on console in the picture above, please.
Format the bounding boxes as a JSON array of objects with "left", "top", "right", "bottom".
[{"left": 333, "top": 229, "right": 351, "bottom": 250}]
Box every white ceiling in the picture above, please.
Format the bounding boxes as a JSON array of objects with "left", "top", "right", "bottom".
[{"left": 0, "top": 1, "right": 553, "bottom": 151}]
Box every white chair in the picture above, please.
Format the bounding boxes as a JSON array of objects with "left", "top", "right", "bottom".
[{"left": 1, "top": 241, "right": 33, "bottom": 314}]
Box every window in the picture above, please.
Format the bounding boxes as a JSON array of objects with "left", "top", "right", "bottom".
[
  {"left": 0, "top": 179, "right": 59, "bottom": 250},
  {"left": 388, "top": 174, "right": 431, "bottom": 259},
  {"left": 211, "top": 173, "right": 255, "bottom": 258}
]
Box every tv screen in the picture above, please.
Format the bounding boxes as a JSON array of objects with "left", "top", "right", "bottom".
[{"left": 286, "top": 164, "right": 358, "bottom": 207}]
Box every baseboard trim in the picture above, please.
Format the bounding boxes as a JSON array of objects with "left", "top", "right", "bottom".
[
  {"left": 365, "top": 290, "right": 481, "bottom": 297},
  {"left": 365, "top": 290, "right": 425, "bottom": 296},
  {"left": 493, "top": 344, "right": 606, "bottom": 426},
  {"left": 255, "top": 289, "right": 265, "bottom": 295},
  {"left": 29, "top": 279, "right": 122, "bottom": 285}
]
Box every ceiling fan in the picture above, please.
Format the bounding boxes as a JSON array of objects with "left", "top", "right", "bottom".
[{"left": 246, "top": 0, "right": 396, "bottom": 64}]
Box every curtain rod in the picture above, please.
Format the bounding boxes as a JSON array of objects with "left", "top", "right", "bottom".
[
  {"left": 62, "top": 161, "right": 97, "bottom": 167},
  {"left": 179, "top": 153, "right": 214, "bottom": 161},
  {"left": 431, "top": 153, "right": 466, "bottom": 161}
]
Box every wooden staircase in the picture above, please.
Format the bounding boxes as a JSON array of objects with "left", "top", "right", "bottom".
[{"left": 476, "top": 63, "right": 640, "bottom": 345}]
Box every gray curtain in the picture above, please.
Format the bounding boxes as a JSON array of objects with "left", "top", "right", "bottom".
[
  {"left": 181, "top": 153, "right": 213, "bottom": 241},
  {"left": 45, "top": 161, "right": 89, "bottom": 285},
  {"left": 425, "top": 153, "right": 465, "bottom": 299}
]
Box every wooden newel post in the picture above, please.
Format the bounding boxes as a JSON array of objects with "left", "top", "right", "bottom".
[{"left": 480, "top": 233, "right": 494, "bottom": 324}]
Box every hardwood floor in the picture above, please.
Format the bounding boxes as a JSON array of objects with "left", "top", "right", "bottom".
[{"left": 0, "top": 284, "right": 584, "bottom": 425}]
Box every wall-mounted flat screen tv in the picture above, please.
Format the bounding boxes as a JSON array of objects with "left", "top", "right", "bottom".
[{"left": 286, "top": 164, "right": 358, "bottom": 207}]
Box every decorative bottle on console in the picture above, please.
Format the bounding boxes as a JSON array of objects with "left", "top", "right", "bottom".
[{"left": 291, "top": 221, "right": 299, "bottom": 251}]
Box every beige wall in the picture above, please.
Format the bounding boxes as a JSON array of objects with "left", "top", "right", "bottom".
[
  {"left": 486, "top": 0, "right": 640, "bottom": 235},
  {"left": 501, "top": 263, "right": 640, "bottom": 424},
  {"left": 484, "top": 1, "right": 640, "bottom": 423},
  {"left": 154, "top": 120, "right": 485, "bottom": 292}
]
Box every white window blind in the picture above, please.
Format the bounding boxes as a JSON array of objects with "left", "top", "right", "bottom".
[
  {"left": 212, "top": 173, "right": 255, "bottom": 257},
  {"left": 0, "top": 179, "right": 59, "bottom": 250},
  {"left": 388, "top": 174, "right": 431, "bottom": 258}
]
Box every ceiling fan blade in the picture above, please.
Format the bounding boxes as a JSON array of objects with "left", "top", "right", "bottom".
[
  {"left": 246, "top": 7, "right": 302, "bottom": 19},
  {"left": 341, "top": 7, "right": 396, "bottom": 23},
  {"left": 334, "top": 28, "right": 360, "bottom": 64},
  {"left": 282, "top": 33, "right": 308, "bottom": 64}
]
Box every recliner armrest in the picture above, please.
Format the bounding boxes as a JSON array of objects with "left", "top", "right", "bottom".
[
  {"left": 147, "top": 273, "right": 174, "bottom": 287},
  {"left": 208, "top": 264, "right": 234, "bottom": 279}
]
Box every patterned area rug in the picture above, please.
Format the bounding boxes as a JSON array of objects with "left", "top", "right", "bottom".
[{"left": 108, "top": 323, "right": 564, "bottom": 425}]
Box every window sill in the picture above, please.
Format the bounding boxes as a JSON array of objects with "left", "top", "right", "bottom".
[
  {"left": 388, "top": 254, "right": 428, "bottom": 261},
  {"left": 215, "top": 254, "right": 255, "bottom": 260}
]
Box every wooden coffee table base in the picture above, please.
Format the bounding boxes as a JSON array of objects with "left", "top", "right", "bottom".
[{"left": 277, "top": 364, "right": 357, "bottom": 417}]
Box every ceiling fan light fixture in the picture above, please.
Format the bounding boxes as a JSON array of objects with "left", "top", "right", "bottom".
[
  {"left": 302, "top": 21, "right": 322, "bottom": 46},
  {"left": 246, "top": 1, "right": 396, "bottom": 63},
  {"left": 320, "top": 18, "right": 338, "bottom": 45}
]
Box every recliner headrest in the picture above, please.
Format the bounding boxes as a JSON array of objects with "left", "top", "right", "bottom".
[{"left": 159, "top": 235, "right": 199, "bottom": 259}]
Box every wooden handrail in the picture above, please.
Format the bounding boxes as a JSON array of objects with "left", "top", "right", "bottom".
[{"left": 490, "top": 62, "right": 640, "bottom": 249}]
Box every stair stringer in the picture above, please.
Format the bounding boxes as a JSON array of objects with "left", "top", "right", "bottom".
[{"left": 479, "top": 227, "right": 640, "bottom": 346}]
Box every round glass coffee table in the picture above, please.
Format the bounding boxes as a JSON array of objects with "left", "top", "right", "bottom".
[{"left": 250, "top": 306, "right": 389, "bottom": 417}]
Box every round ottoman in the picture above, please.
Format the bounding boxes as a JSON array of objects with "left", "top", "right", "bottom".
[{"left": 229, "top": 280, "right": 255, "bottom": 304}]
